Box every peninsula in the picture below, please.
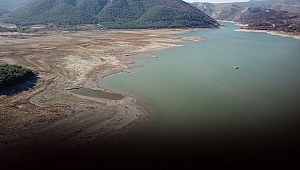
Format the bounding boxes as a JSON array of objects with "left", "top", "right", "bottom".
[{"left": 0, "top": 27, "right": 202, "bottom": 169}]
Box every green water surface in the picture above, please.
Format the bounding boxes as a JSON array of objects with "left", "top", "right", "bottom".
[
  {"left": 71, "top": 88, "right": 123, "bottom": 100},
  {"left": 99, "top": 23, "right": 300, "bottom": 156}
]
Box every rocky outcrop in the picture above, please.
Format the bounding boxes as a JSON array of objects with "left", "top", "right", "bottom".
[
  {"left": 192, "top": 3, "right": 244, "bottom": 21},
  {"left": 234, "top": 0, "right": 300, "bottom": 13},
  {"left": 191, "top": 0, "right": 300, "bottom": 33},
  {"left": 191, "top": 0, "right": 300, "bottom": 20},
  {"left": 240, "top": 8, "right": 300, "bottom": 33}
]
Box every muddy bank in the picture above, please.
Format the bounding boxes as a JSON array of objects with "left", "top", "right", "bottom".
[{"left": 0, "top": 28, "right": 203, "bottom": 168}]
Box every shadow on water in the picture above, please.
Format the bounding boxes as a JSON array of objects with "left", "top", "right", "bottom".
[{"left": 0, "top": 74, "right": 38, "bottom": 96}]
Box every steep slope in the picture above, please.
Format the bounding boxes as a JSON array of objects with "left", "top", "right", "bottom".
[
  {"left": 0, "top": 0, "right": 32, "bottom": 16},
  {"left": 192, "top": 3, "right": 244, "bottom": 20},
  {"left": 191, "top": 0, "right": 300, "bottom": 20},
  {"left": 75, "top": 0, "right": 109, "bottom": 15},
  {"left": 240, "top": 8, "right": 300, "bottom": 33},
  {"left": 2, "top": 0, "right": 99, "bottom": 25},
  {"left": 97, "top": 0, "right": 145, "bottom": 22},
  {"left": 234, "top": 0, "right": 300, "bottom": 13},
  {"left": 191, "top": 0, "right": 300, "bottom": 33},
  {"left": 97, "top": 0, "right": 219, "bottom": 28},
  {"left": 2, "top": 0, "right": 220, "bottom": 29}
]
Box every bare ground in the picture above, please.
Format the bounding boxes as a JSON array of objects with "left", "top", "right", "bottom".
[{"left": 0, "top": 29, "right": 201, "bottom": 169}]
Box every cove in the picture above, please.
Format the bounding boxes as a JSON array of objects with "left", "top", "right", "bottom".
[
  {"left": 99, "top": 22, "right": 300, "bottom": 164},
  {"left": 71, "top": 88, "right": 123, "bottom": 100}
]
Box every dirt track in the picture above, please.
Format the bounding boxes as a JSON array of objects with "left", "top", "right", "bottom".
[{"left": 0, "top": 29, "right": 201, "bottom": 168}]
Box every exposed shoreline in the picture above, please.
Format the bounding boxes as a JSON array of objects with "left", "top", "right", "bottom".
[
  {"left": 0, "top": 28, "right": 201, "bottom": 168},
  {"left": 1, "top": 24, "right": 298, "bottom": 168},
  {"left": 219, "top": 20, "right": 300, "bottom": 40},
  {"left": 235, "top": 28, "right": 300, "bottom": 40}
]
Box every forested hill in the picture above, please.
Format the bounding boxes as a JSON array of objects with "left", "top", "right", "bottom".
[
  {"left": 0, "top": 0, "right": 32, "bottom": 16},
  {"left": 2, "top": 0, "right": 100, "bottom": 25},
  {"left": 2, "top": 0, "right": 220, "bottom": 29}
]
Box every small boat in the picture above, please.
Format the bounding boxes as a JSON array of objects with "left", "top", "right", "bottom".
[{"left": 232, "top": 66, "right": 238, "bottom": 69}]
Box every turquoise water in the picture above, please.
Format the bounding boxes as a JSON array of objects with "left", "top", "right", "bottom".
[
  {"left": 71, "top": 88, "right": 123, "bottom": 100},
  {"left": 99, "top": 23, "right": 300, "bottom": 156}
]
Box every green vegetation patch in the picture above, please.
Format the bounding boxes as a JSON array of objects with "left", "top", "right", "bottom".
[
  {"left": 1, "top": 0, "right": 219, "bottom": 29},
  {"left": 0, "top": 64, "right": 34, "bottom": 90}
]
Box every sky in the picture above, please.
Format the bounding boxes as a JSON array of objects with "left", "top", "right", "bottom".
[{"left": 184, "top": 0, "right": 249, "bottom": 3}]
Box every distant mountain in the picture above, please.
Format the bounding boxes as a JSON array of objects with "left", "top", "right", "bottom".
[
  {"left": 191, "top": 0, "right": 300, "bottom": 19},
  {"left": 233, "top": 0, "right": 300, "bottom": 13},
  {"left": 240, "top": 8, "right": 300, "bottom": 33},
  {"left": 2, "top": 0, "right": 220, "bottom": 29},
  {"left": 192, "top": 3, "right": 244, "bottom": 20},
  {"left": 191, "top": 0, "right": 300, "bottom": 33}
]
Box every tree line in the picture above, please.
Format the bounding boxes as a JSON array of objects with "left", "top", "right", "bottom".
[
  {"left": 0, "top": 64, "right": 34, "bottom": 90},
  {"left": 1, "top": 0, "right": 219, "bottom": 29}
]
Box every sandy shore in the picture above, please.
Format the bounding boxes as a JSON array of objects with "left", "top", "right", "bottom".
[
  {"left": 219, "top": 20, "right": 300, "bottom": 40},
  {"left": 0, "top": 28, "right": 201, "bottom": 168},
  {"left": 235, "top": 28, "right": 300, "bottom": 40}
]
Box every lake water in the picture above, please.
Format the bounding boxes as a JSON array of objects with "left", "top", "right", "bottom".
[
  {"left": 71, "top": 88, "right": 123, "bottom": 100},
  {"left": 99, "top": 23, "right": 300, "bottom": 163}
]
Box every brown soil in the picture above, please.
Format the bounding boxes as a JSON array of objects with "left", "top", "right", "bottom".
[{"left": 0, "top": 28, "right": 201, "bottom": 169}]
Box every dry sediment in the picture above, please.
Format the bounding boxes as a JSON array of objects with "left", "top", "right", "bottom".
[
  {"left": 0, "top": 28, "right": 201, "bottom": 168},
  {"left": 221, "top": 21, "right": 300, "bottom": 40},
  {"left": 235, "top": 28, "right": 300, "bottom": 40}
]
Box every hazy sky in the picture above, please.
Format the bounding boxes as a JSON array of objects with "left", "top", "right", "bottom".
[{"left": 184, "top": 0, "right": 249, "bottom": 3}]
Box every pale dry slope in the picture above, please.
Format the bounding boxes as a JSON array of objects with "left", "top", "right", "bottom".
[{"left": 0, "top": 28, "right": 201, "bottom": 168}]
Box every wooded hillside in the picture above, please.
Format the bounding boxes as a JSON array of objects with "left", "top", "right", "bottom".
[{"left": 2, "top": 0, "right": 220, "bottom": 29}]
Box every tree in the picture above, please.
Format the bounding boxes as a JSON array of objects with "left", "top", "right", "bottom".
[{"left": 0, "top": 64, "right": 34, "bottom": 90}]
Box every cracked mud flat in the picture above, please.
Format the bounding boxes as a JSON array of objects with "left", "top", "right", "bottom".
[{"left": 0, "top": 29, "right": 201, "bottom": 169}]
